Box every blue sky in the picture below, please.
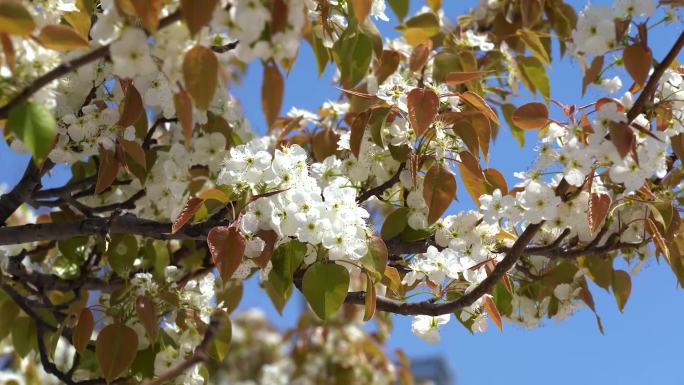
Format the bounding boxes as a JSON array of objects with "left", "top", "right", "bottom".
[{"left": 0, "top": 1, "right": 682, "bottom": 384}]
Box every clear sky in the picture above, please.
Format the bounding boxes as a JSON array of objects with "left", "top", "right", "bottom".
[{"left": 0, "top": 1, "right": 682, "bottom": 384}]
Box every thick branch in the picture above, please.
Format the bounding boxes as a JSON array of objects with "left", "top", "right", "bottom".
[
  {"left": 0, "top": 160, "right": 48, "bottom": 225},
  {"left": 0, "top": 213, "right": 228, "bottom": 246}
]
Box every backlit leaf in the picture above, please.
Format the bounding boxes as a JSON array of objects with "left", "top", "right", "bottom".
[
  {"left": 36, "top": 24, "right": 89, "bottom": 51},
  {"left": 381, "top": 207, "right": 409, "bottom": 240},
  {"left": 409, "top": 43, "right": 430, "bottom": 72},
  {"left": 7, "top": 102, "right": 56, "bottom": 163},
  {"left": 174, "top": 88, "right": 194, "bottom": 143},
  {"left": 483, "top": 295, "right": 503, "bottom": 331},
  {"left": 612, "top": 270, "right": 631, "bottom": 312},
  {"left": 423, "top": 163, "right": 457, "bottom": 224},
  {"left": 582, "top": 56, "right": 603, "bottom": 95},
  {"left": 96, "top": 323, "right": 138, "bottom": 383},
  {"left": 363, "top": 277, "right": 376, "bottom": 321},
  {"left": 173, "top": 197, "right": 205, "bottom": 234},
  {"left": 460, "top": 91, "right": 499, "bottom": 125},
  {"left": 180, "top": 0, "right": 218, "bottom": 36},
  {"left": 588, "top": 193, "right": 611, "bottom": 232},
  {"left": 518, "top": 29, "right": 550, "bottom": 65},
  {"left": 183, "top": 45, "right": 218, "bottom": 110},
  {"left": 72, "top": 308, "right": 94, "bottom": 353},
  {"left": 95, "top": 147, "right": 120, "bottom": 194},
  {"left": 302, "top": 262, "right": 350, "bottom": 320},
  {"left": 312, "top": 129, "right": 339, "bottom": 161},
  {"left": 457, "top": 151, "right": 486, "bottom": 205},
  {"left": 133, "top": 0, "right": 162, "bottom": 33},
  {"left": 623, "top": 44, "right": 652, "bottom": 89},
  {"left": 262, "top": 62, "right": 284, "bottom": 130},
  {"left": 350, "top": 110, "right": 370, "bottom": 158},
  {"left": 0, "top": 0, "right": 34, "bottom": 36},
  {"left": 361, "top": 235, "right": 388, "bottom": 275},
  {"left": 118, "top": 83, "right": 144, "bottom": 128},
  {"left": 446, "top": 71, "right": 486, "bottom": 86},
  {"left": 608, "top": 121, "right": 635, "bottom": 158}
]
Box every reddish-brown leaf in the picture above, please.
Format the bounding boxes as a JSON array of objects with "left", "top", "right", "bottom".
[
  {"left": 612, "top": 270, "right": 631, "bottom": 312},
  {"left": 96, "top": 324, "right": 138, "bottom": 384},
  {"left": 376, "top": 50, "right": 401, "bottom": 84},
  {"left": 36, "top": 24, "right": 88, "bottom": 51},
  {"left": 133, "top": 0, "right": 162, "bottom": 33},
  {"left": 183, "top": 45, "right": 218, "bottom": 110},
  {"left": 460, "top": 91, "right": 499, "bottom": 125},
  {"left": 312, "top": 129, "right": 339, "bottom": 161},
  {"left": 350, "top": 110, "right": 370, "bottom": 158},
  {"left": 172, "top": 197, "right": 204, "bottom": 234},
  {"left": 351, "top": 0, "right": 371, "bottom": 21},
  {"left": 623, "top": 44, "right": 652, "bottom": 89},
  {"left": 483, "top": 295, "right": 503, "bottom": 331},
  {"left": 512, "top": 102, "right": 548, "bottom": 130},
  {"left": 608, "top": 121, "right": 635, "bottom": 158},
  {"left": 484, "top": 168, "right": 508, "bottom": 195},
  {"left": 95, "top": 147, "right": 120, "bottom": 194},
  {"left": 121, "top": 139, "right": 146, "bottom": 168},
  {"left": 458, "top": 151, "right": 486, "bottom": 205},
  {"left": 445, "top": 71, "right": 486, "bottom": 86},
  {"left": 180, "top": 0, "right": 218, "bottom": 36},
  {"left": 174, "top": 88, "right": 194, "bottom": 144},
  {"left": 207, "top": 226, "right": 246, "bottom": 282},
  {"left": 407, "top": 88, "right": 439, "bottom": 137},
  {"left": 135, "top": 295, "right": 158, "bottom": 342},
  {"left": 672, "top": 133, "right": 684, "bottom": 161},
  {"left": 646, "top": 218, "right": 670, "bottom": 261},
  {"left": 1, "top": 33, "right": 15, "bottom": 71},
  {"left": 409, "top": 43, "right": 430, "bottom": 72},
  {"left": 262, "top": 62, "right": 284, "bottom": 130},
  {"left": 588, "top": 193, "right": 611, "bottom": 232},
  {"left": 72, "top": 308, "right": 93, "bottom": 353},
  {"left": 363, "top": 277, "right": 376, "bottom": 321},
  {"left": 254, "top": 230, "right": 278, "bottom": 268},
  {"left": 423, "top": 163, "right": 457, "bottom": 224},
  {"left": 118, "top": 84, "right": 143, "bottom": 128}
]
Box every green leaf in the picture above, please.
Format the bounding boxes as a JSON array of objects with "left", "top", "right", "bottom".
[
  {"left": 612, "top": 270, "right": 631, "bottom": 312},
  {"left": 516, "top": 56, "right": 550, "bottom": 100},
  {"left": 0, "top": 296, "right": 20, "bottom": 340},
  {"left": 302, "top": 262, "right": 350, "bottom": 320},
  {"left": 311, "top": 33, "right": 329, "bottom": 76},
  {"left": 518, "top": 29, "right": 550, "bottom": 65},
  {"left": 96, "top": 323, "right": 138, "bottom": 383},
  {"left": 11, "top": 316, "right": 36, "bottom": 358},
  {"left": 501, "top": 104, "right": 528, "bottom": 145},
  {"left": 207, "top": 310, "right": 232, "bottom": 361},
  {"left": 381, "top": 207, "right": 409, "bottom": 240},
  {"left": 387, "top": 0, "right": 409, "bottom": 20},
  {"left": 266, "top": 240, "right": 306, "bottom": 313},
  {"left": 7, "top": 102, "right": 57, "bottom": 163},
  {"left": 361, "top": 235, "right": 388, "bottom": 275},
  {"left": 491, "top": 282, "right": 513, "bottom": 316},
  {"left": 106, "top": 234, "right": 139, "bottom": 277},
  {"left": 368, "top": 107, "right": 391, "bottom": 148}
]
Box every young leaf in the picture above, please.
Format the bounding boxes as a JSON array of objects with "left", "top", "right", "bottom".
[
  {"left": 172, "top": 197, "right": 205, "bottom": 234},
  {"left": 363, "top": 277, "right": 377, "bottom": 321},
  {"left": 312, "top": 129, "right": 339, "bottom": 161},
  {"left": 608, "top": 121, "right": 635, "bottom": 158},
  {"left": 623, "top": 43, "right": 652, "bottom": 89},
  {"left": 361, "top": 235, "right": 388, "bottom": 275},
  {"left": 180, "top": 0, "right": 218, "bottom": 36},
  {"left": 36, "top": 24, "right": 89, "bottom": 51},
  {"left": 446, "top": 71, "right": 486, "bottom": 86},
  {"left": 512, "top": 102, "right": 549, "bottom": 130},
  {"left": 207, "top": 226, "right": 246, "bottom": 282},
  {"left": 95, "top": 147, "right": 120, "bottom": 194},
  {"left": 518, "top": 29, "right": 550, "bottom": 65},
  {"left": 174, "top": 88, "right": 194, "bottom": 143},
  {"left": 407, "top": 88, "right": 439, "bottom": 137},
  {"left": 458, "top": 151, "right": 486, "bottom": 205},
  {"left": 459, "top": 91, "right": 499, "bottom": 125},
  {"left": 350, "top": 110, "right": 370, "bottom": 158},
  {"left": 381, "top": 207, "right": 409, "bottom": 240},
  {"left": 423, "top": 163, "right": 457, "bottom": 224},
  {"left": 135, "top": 295, "right": 158, "bottom": 343},
  {"left": 483, "top": 295, "right": 503, "bottom": 331},
  {"left": 0, "top": 0, "right": 35, "bottom": 36},
  {"left": 409, "top": 43, "right": 430, "bottom": 72},
  {"left": 262, "top": 62, "right": 284, "bottom": 130},
  {"left": 582, "top": 56, "right": 604, "bottom": 95},
  {"left": 72, "top": 308, "right": 94, "bottom": 353},
  {"left": 96, "top": 323, "right": 138, "bottom": 384},
  {"left": 118, "top": 83, "right": 144, "bottom": 128},
  {"left": 132, "top": 0, "right": 162, "bottom": 33},
  {"left": 588, "top": 193, "right": 611, "bottom": 232},
  {"left": 183, "top": 45, "right": 218, "bottom": 110},
  {"left": 7, "top": 102, "right": 57, "bottom": 163},
  {"left": 11, "top": 316, "right": 36, "bottom": 358},
  {"left": 207, "top": 310, "right": 232, "bottom": 361},
  {"left": 302, "top": 262, "right": 350, "bottom": 320},
  {"left": 351, "top": 0, "right": 371, "bottom": 21},
  {"left": 612, "top": 270, "right": 631, "bottom": 312}
]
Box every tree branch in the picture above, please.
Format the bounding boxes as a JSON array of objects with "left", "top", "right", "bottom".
[{"left": 0, "top": 160, "right": 50, "bottom": 225}]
